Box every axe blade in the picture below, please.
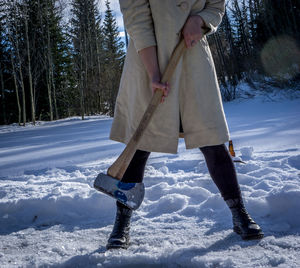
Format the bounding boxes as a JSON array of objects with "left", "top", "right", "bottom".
[{"left": 93, "top": 173, "right": 145, "bottom": 210}]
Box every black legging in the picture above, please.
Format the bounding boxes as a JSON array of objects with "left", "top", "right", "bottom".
[{"left": 121, "top": 144, "right": 241, "bottom": 201}]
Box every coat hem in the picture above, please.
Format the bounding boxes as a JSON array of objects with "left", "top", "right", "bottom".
[
  {"left": 110, "top": 129, "right": 229, "bottom": 154},
  {"left": 109, "top": 132, "right": 179, "bottom": 154},
  {"left": 184, "top": 130, "right": 230, "bottom": 149}
]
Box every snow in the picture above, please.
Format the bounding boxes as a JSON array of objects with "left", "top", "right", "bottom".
[{"left": 1, "top": 93, "right": 300, "bottom": 267}]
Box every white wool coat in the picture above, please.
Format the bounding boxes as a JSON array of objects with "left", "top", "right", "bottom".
[{"left": 110, "top": 0, "right": 230, "bottom": 154}]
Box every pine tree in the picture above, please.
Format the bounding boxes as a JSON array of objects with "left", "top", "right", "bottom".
[
  {"left": 2, "top": 0, "right": 75, "bottom": 124},
  {"left": 102, "top": 0, "right": 125, "bottom": 116},
  {"left": 70, "top": 0, "right": 103, "bottom": 119},
  {"left": 6, "top": 0, "right": 27, "bottom": 126},
  {"left": 0, "top": 1, "right": 8, "bottom": 124},
  {"left": 53, "top": 24, "right": 78, "bottom": 119}
]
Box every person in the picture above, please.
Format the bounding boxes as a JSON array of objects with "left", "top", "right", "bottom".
[{"left": 106, "top": 0, "right": 263, "bottom": 250}]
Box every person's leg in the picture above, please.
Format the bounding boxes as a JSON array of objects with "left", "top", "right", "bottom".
[
  {"left": 200, "top": 144, "right": 241, "bottom": 201},
  {"left": 121, "top": 149, "right": 151, "bottom": 183},
  {"left": 200, "top": 144, "right": 263, "bottom": 240},
  {"left": 106, "top": 149, "right": 151, "bottom": 250}
]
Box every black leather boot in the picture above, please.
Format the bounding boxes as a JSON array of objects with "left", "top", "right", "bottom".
[
  {"left": 226, "top": 198, "right": 264, "bottom": 240},
  {"left": 106, "top": 202, "right": 133, "bottom": 250}
]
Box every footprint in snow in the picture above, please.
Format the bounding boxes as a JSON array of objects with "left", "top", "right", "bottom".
[
  {"left": 144, "top": 194, "right": 189, "bottom": 218},
  {"left": 287, "top": 155, "right": 300, "bottom": 170}
]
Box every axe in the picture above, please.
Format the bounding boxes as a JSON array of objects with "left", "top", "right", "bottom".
[{"left": 94, "top": 39, "right": 186, "bottom": 210}]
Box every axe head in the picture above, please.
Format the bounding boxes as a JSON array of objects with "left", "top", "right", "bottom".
[{"left": 93, "top": 173, "right": 145, "bottom": 210}]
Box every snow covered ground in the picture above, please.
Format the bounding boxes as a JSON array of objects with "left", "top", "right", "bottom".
[{"left": 1, "top": 91, "right": 300, "bottom": 267}]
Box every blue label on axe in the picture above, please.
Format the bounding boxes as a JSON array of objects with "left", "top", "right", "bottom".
[
  {"left": 117, "top": 182, "right": 136, "bottom": 190},
  {"left": 114, "top": 190, "right": 128, "bottom": 203}
]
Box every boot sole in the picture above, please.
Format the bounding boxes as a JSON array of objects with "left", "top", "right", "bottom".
[
  {"left": 242, "top": 233, "right": 264, "bottom": 240},
  {"left": 234, "top": 227, "right": 264, "bottom": 240},
  {"left": 106, "top": 242, "right": 129, "bottom": 250}
]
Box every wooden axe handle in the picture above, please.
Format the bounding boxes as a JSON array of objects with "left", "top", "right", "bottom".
[{"left": 107, "top": 39, "right": 186, "bottom": 180}]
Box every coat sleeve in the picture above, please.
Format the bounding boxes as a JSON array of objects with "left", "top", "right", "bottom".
[
  {"left": 119, "top": 0, "right": 156, "bottom": 52},
  {"left": 191, "top": 0, "right": 225, "bottom": 35}
]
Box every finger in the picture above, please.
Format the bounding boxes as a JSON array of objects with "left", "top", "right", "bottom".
[
  {"left": 188, "top": 33, "right": 202, "bottom": 47},
  {"left": 188, "top": 37, "right": 196, "bottom": 49},
  {"left": 185, "top": 39, "right": 190, "bottom": 49},
  {"left": 153, "top": 87, "right": 166, "bottom": 101},
  {"left": 191, "top": 36, "right": 201, "bottom": 47},
  {"left": 153, "top": 82, "right": 167, "bottom": 90},
  {"left": 166, "top": 82, "right": 170, "bottom": 95},
  {"left": 163, "top": 89, "right": 168, "bottom": 97},
  {"left": 162, "top": 83, "right": 170, "bottom": 97},
  {"left": 164, "top": 82, "right": 170, "bottom": 96},
  {"left": 153, "top": 82, "right": 170, "bottom": 95},
  {"left": 184, "top": 34, "right": 192, "bottom": 49},
  {"left": 160, "top": 87, "right": 168, "bottom": 103}
]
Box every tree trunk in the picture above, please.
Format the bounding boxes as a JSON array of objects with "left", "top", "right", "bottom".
[
  {"left": 80, "top": 38, "right": 85, "bottom": 120},
  {"left": 233, "top": 0, "right": 250, "bottom": 56},
  {"left": 24, "top": 16, "right": 35, "bottom": 125},
  {"left": 212, "top": 33, "right": 226, "bottom": 83},
  {"left": 14, "top": 27, "right": 26, "bottom": 126},
  {"left": 95, "top": 39, "right": 102, "bottom": 112},
  {"left": 84, "top": 31, "right": 89, "bottom": 116},
  {"left": 10, "top": 53, "right": 22, "bottom": 125},
  {"left": 46, "top": 15, "right": 58, "bottom": 120},
  {"left": 52, "top": 69, "right": 58, "bottom": 120},
  {"left": 0, "top": 62, "right": 6, "bottom": 124},
  {"left": 46, "top": 23, "right": 54, "bottom": 121}
]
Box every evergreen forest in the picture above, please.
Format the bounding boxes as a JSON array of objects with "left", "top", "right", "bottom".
[{"left": 0, "top": 0, "right": 299, "bottom": 125}]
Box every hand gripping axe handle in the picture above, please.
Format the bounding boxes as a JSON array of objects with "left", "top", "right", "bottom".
[{"left": 94, "top": 39, "right": 186, "bottom": 210}]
